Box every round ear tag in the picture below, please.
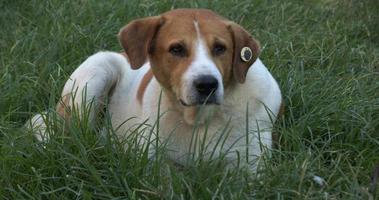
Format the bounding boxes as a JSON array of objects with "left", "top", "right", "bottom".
[{"left": 240, "top": 47, "right": 252, "bottom": 62}]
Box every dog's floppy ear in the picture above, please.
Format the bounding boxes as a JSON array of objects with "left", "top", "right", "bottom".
[
  {"left": 118, "top": 16, "right": 164, "bottom": 69},
  {"left": 227, "top": 22, "right": 261, "bottom": 83}
]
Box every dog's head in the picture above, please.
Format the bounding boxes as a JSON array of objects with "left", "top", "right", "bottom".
[{"left": 119, "top": 9, "right": 260, "bottom": 123}]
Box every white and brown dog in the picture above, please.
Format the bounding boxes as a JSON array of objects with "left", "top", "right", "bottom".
[{"left": 29, "top": 9, "right": 283, "bottom": 170}]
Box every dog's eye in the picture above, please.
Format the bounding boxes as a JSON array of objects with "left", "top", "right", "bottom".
[
  {"left": 212, "top": 43, "right": 226, "bottom": 56},
  {"left": 169, "top": 44, "right": 187, "bottom": 57}
]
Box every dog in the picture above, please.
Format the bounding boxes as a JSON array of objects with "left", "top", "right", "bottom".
[{"left": 28, "top": 9, "right": 283, "bottom": 171}]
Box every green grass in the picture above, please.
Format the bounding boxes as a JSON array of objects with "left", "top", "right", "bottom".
[{"left": 1, "top": 0, "right": 379, "bottom": 199}]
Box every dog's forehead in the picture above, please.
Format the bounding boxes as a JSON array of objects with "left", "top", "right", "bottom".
[{"left": 159, "top": 9, "right": 230, "bottom": 42}]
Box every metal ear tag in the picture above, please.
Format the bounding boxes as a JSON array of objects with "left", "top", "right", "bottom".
[{"left": 240, "top": 47, "right": 252, "bottom": 62}]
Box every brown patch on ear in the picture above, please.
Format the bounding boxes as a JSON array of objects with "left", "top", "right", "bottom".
[
  {"left": 118, "top": 16, "right": 164, "bottom": 69},
  {"left": 227, "top": 22, "right": 260, "bottom": 83}
]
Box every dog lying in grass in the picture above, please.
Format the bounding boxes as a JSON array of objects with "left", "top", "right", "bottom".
[{"left": 28, "top": 9, "right": 283, "bottom": 171}]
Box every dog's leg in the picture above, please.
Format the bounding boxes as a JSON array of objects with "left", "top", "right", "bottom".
[
  {"left": 57, "top": 52, "right": 126, "bottom": 124},
  {"left": 27, "top": 52, "right": 128, "bottom": 141}
]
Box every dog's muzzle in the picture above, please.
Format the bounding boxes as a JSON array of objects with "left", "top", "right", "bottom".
[
  {"left": 180, "top": 75, "right": 222, "bottom": 106},
  {"left": 194, "top": 75, "right": 219, "bottom": 103}
]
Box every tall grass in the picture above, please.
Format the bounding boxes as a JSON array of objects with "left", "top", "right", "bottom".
[{"left": 1, "top": 0, "right": 378, "bottom": 199}]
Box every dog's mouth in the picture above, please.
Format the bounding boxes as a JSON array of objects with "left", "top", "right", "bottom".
[
  {"left": 177, "top": 83, "right": 223, "bottom": 107},
  {"left": 180, "top": 98, "right": 220, "bottom": 126},
  {"left": 179, "top": 99, "right": 191, "bottom": 106}
]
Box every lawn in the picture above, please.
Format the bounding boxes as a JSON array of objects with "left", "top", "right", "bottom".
[{"left": 1, "top": 0, "right": 378, "bottom": 199}]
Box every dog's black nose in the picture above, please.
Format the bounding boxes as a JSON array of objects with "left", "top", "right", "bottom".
[{"left": 194, "top": 75, "right": 218, "bottom": 96}]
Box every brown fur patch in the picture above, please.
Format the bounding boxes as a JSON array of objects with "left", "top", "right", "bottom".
[
  {"left": 119, "top": 16, "right": 164, "bottom": 69},
  {"left": 226, "top": 22, "right": 260, "bottom": 83},
  {"left": 137, "top": 69, "right": 154, "bottom": 105},
  {"left": 56, "top": 94, "right": 71, "bottom": 121}
]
